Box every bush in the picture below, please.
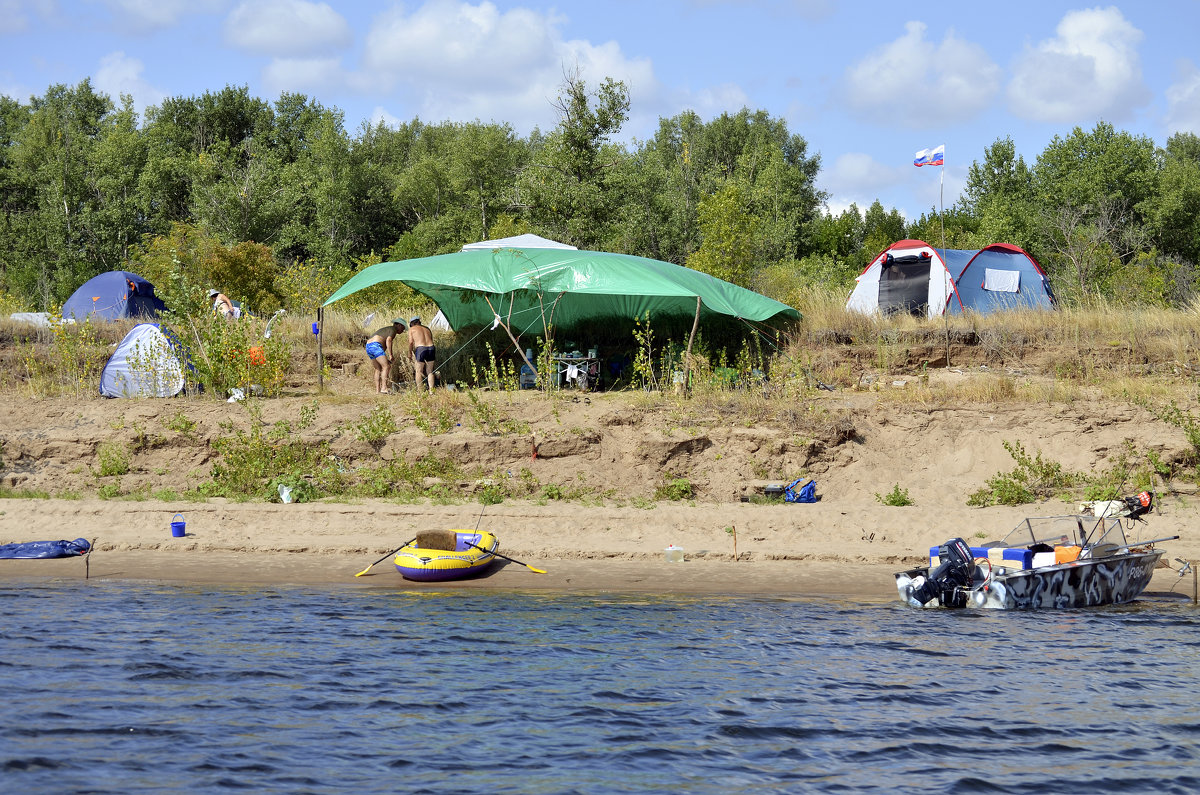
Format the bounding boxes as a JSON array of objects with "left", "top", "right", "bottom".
[
  {"left": 967, "top": 440, "right": 1081, "bottom": 507},
  {"left": 354, "top": 405, "right": 398, "bottom": 444},
  {"left": 96, "top": 441, "right": 131, "bottom": 477},
  {"left": 655, "top": 477, "right": 694, "bottom": 501},
  {"left": 184, "top": 313, "right": 291, "bottom": 398},
  {"left": 875, "top": 484, "right": 913, "bottom": 506}
]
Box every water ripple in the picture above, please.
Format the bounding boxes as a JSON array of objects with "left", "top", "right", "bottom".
[{"left": 0, "top": 581, "right": 1196, "bottom": 793}]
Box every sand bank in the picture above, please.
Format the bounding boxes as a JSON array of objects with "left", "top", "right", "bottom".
[{"left": 1, "top": 499, "right": 1195, "bottom": 601}]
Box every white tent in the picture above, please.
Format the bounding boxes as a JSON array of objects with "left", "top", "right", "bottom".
[
  {"left": 460, "top": 233, "right": 577, "bottom": 251},
  {"left": 99, "top": 323, "right": 187, "bottom": 398},
  {"left": 846, "top": 239, "right": 959, "bottom": 318}
]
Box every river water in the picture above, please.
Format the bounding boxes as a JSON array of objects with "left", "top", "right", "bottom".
[{"left": 1, "top": 581, "right": 1197, "bottom": 794}]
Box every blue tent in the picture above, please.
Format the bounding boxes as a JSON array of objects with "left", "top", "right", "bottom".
[
  {"left": 948, "top": 244, "right": 1055, "bottom": 314},
  {"left": 63, "top": 271, "right": 166, "bottom": 322}
]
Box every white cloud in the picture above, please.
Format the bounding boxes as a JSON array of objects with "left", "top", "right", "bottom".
[
  {"left": 842, "top": 21, "right": 1001, "bottom": 127},
  {"left": 1008, "top": 6, "right": 1148, "bottom": 123},
  {"left": 225, "top": 0, "right": 352, "bottom": 58},
  {"left": 94, "top": 50, "right": 166, "bottom": 115},
  {"left": 262, "top": 57, "right": 345, "bottom": 97},
  {"left": 0, "top": 0, "right": 31, "bottom": 34},
  {"left": 369, "top": 105, "right": 404, "bottom": 130},
  {"left": 360, "top": 0, "right": 658, "bottom": 132},
  {"left": 0, "top": 0, "right": 55, "bottom": 34},
  {"left": 818, "top": 152, "right": 909, "bottom": 209},
  {"left": 101, "top": 0, "right": 222, "bottom": 33},
  {"left": 1166, "top": 59, "right": 1200, "bottom": 136}
]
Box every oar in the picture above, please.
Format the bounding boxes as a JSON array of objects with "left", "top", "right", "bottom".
[
  {"left": 465, "top": 541, "right": 547, "bottom": 574},
  {"left": 354, "top": 538, "right": 415, "bottom": 577}
]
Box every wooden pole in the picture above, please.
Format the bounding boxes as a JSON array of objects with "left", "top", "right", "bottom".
[
  {"left": 316, "top": 306, "right": 324, "bottom": 393},
  {"left": 684, "top": 296, "right": 701, "bottom": 393},
  {"left": 484, "top": 295, "right": 536, "bottom": 373},
  {"left": 1193, "top": 559, "right": 1197, "bottom": 605}
]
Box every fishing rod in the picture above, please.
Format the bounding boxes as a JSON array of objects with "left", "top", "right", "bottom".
[{"left": 1125, "top": 535, "right": 1180, "bottom": 548}]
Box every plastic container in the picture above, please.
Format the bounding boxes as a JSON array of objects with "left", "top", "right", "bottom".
[
  {"left": 170, "top": 513, "right": 186, "bottom": 538},
  {"left": 665, "top": 545, "right": 684, "bottom": 563},
  {"left": 1054, "top": 545, "right": 1081, "bottom": 564},
  {"left": 519, "top": 349, "right": 537, "bottom": 389}
]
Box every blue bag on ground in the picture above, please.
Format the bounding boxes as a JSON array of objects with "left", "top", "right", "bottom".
[
  {"left": 784, "top": 479, "right": 816, "bottom": 503},
  {"left": 0, "top": 538, "right": 91, "bottom": 559}
]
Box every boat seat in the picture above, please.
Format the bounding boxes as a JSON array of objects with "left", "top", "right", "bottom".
[{"left": 415, "top": 530, "right": 460, "bottom": 551}]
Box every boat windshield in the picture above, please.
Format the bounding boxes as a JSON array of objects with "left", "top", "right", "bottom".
[{"left": 999, "top": 516, "right": 1128, "bottom": 549}]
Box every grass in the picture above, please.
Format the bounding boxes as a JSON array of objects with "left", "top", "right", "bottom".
[{"left": 11, "top": 288, "right": 1200, "bottom": 507}]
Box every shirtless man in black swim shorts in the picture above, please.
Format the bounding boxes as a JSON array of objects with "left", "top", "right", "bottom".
[{"left": 407, "top": 316, "right": 436, "bottom": 392}]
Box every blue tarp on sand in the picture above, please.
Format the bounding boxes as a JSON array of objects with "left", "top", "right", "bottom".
[{"left": 0, "top": 538, "right": 91, "bottom": 559}]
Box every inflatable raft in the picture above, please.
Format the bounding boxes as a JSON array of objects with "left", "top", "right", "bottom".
[{"left": 394, "top": 530, "right": 498, "bottom": 581}]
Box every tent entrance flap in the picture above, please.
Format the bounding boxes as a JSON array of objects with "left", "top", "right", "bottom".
[{"left": 879, "top": 255, "right": 931, "bottom": 316}]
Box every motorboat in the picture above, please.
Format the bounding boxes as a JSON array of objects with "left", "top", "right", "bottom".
[{"left": 896, "top": 492, "right": 1176, "bottom": 609}]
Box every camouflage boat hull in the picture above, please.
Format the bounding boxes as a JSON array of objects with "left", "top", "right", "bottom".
[{"left": 896, "top": 550, "right": 1163, "bottom": 610}]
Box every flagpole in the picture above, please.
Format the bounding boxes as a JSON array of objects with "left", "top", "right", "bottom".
[{"left": 939, "top": 152, "right": 949, "bottom": 367}]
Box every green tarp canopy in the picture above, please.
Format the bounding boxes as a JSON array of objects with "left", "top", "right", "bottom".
[{"left": 322, "top": 247, "right": 801, "bottom": 331}]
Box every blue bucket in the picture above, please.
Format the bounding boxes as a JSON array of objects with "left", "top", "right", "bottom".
[{"left": 171, "top": 513, "right": 186, "bottom": 538}]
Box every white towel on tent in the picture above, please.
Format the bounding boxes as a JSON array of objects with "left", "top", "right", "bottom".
[{"left": 983, "top": 268, "right": 1020, "bottom": 293}]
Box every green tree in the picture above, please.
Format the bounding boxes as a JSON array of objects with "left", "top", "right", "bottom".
[
  {"left": 809, "top": 205, "right": 864, "bottom": 260},
  {"left": 520, "top": 72, "right": 630, "bottom": 249},
  {"left": 861, "top": 200, "right": 906, "bottom": 256},
  {"left": 962, "top": 136, "right": 1037, "bottom": 249},
  {"left": 131, "top": 222, "right": 221, "bottom": 314},
  {"left": 686, "top": 182, "right": 759, "bottom": 285},
  {"left": 450, "top": 121, "right": 523, "bottom": 242},
  {"left": 84, "top": 95, "right": 149, "bottom": 269},
  {"left": 7, "top": 80, "right": 113, "bottom": 305},
  {"left": 905, "top": 205, "right": 981, "bottom": 251},
  {"left": 1142, "top": 133, "right": 1200, "bottom": 265},
  {"left": 1034, "top": 122, "right": 1156, "bottom": 221}
]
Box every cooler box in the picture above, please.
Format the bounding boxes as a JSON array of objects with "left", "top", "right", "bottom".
[{"left": 930, "top": 546, "right": 1034, "bottom": 571}]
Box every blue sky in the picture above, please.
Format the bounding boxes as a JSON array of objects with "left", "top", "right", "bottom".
[{"left": 3, "top": 0, "right": 1199, "bottom": 221}]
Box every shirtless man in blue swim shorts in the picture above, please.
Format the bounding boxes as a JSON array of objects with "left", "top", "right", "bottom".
[
  {"left": 406, "top": 316, "right": 436, "bottom": 393},
  {"left": 365, "top": 319, "right": 404, "bottom": 394}
]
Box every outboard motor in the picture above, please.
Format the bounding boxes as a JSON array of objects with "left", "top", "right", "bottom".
[{"left": 912, "top": 537, "right": 976, "bottom": 608}]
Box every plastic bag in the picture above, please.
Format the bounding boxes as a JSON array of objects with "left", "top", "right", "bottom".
[{"left": 784, "top": 478, "right": 816, "bottom": 503}]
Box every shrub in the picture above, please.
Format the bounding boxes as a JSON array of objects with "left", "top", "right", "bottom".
[
  {"left": 354, "top": 405, "right": 398, "bottom": 444},
  {"left": 875, "top": 484, "right": 913, "bottom": 506},
  {"left": 967, "top": 440, "right": 1081, "bottom": 507},
  {"left": 655, "top": 477, "right": 694, "bottom": 501},
  {"left": 202, "top": 401, "right": 335, "bottom": 500},
  {"left": 96, "top": 441, "right": 131, "bottom": 477}
]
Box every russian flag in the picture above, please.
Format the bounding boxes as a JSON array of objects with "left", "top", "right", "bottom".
[{"left": 914, "top": 145, "right": 945, "bottom": 167}]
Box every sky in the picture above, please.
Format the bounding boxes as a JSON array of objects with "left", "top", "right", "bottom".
[{"left": 3, "top": 0, "right": 1200, "bottom": 221}]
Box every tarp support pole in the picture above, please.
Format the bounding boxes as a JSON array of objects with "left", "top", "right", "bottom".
[
  {"left": 484, "top": 295, "right": 537, "bottom": 375},
  {"left": 316, "top": 306, "right": 324, "bottom": 393},
  {"left": 684, "top": 296, "right": 701, "bottom": 393}
]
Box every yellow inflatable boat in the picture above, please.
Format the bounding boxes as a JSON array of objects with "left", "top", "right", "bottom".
[{"left": 393, "top": 530, "right": 498, "bottom": 581}]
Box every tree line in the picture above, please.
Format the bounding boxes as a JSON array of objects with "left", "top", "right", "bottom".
[{"left": 1, "top": 73, "right": 1198, "bottom": 317}]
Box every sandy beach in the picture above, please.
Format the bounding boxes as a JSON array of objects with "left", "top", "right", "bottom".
[
  {"left": 0, "top": 494, "right": 1194, "bottom": 601},
  {"left": 2, "top": 386, "right": 1198, "bottom": 601}
]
